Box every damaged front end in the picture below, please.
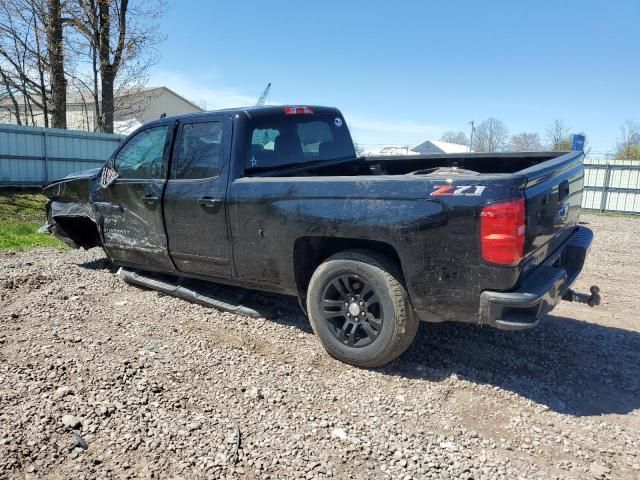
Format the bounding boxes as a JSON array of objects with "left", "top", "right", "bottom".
[{"left": 40, "top": 168, "right": 103, "bottom": 250}]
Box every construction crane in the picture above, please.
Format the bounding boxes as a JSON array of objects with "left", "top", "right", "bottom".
[{"left": 256, "top": 82, "right": 271, "bottom": 106}]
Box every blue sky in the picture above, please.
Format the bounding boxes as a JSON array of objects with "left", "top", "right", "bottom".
[{"left": 150, "top": 0, "right": 640, "bottom": 152}]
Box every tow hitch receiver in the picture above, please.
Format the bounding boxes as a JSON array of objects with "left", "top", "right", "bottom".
[{"left": 563, "top": 285, "right": 601, "bottom": 307}]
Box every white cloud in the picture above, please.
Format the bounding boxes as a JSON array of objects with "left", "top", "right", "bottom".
[{"left": 150, "top": 70, "right": 257, "bottom": 110}]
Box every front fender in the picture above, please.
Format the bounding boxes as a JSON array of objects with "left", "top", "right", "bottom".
[{"left": 41, "top": 171, "right": 102, "bottom": 249}]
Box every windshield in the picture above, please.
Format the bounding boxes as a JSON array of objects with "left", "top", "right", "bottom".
[{"left": 246, "top": 113, "right": 355, "bottom": 171}]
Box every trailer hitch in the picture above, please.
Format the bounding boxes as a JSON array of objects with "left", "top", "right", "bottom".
[{"left": 563, "top": 285, "right": 601, "bottom": 307}]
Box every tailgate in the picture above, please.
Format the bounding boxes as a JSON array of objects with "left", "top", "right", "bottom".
[{"left": 521, "top": 152, "right": 585, "bottom": 273}]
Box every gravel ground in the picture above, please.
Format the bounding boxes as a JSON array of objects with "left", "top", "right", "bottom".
[{"left": 1, "top": 213, "right": 639, "bottom": 479}]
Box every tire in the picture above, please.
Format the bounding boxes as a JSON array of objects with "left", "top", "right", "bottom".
[{"left": 306, "top": 250, "right": 419, "bottom": 368}]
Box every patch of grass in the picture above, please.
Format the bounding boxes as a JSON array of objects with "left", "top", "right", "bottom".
[
  {"left": 0, "top": 188, "right": 48, "bottom": 222},
  {"left": 0, "top": 188, "right": 65, "bottom": 251},
  {"left": 0, "top": 222, "right": 64, "bottom": 251}
]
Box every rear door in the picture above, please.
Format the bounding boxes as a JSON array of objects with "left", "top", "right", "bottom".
[
  {"left": 94, "top": 123, "right": 174, "bottom": 270},
  {"left": 521, "top": 152, "right": 584, "bottom": 271},
  {"left": 163, "top": 115, "right": 232, "bottom": 277}
]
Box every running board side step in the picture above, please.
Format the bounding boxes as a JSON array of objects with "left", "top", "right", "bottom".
[{"left": 117, "top": 268, "right": 262, "bottom": 318}]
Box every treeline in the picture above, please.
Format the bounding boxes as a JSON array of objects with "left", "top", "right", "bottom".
[
  {"left": 0, "top": 0, "right": 164, "bottom": 133},
  {"left": 440, "top": 118, "right": 580, "bottom": 153},
  {"left": 441, "top": 119, "right": 640, "bottom": 160}
]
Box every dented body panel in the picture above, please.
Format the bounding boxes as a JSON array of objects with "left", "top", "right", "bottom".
[{"left": 42, "top": 105, "right": 590, "bottom": 326}]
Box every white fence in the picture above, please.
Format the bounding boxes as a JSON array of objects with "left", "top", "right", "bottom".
[{"left": 582, "top": 159, "right": 640, "bottom": 214}]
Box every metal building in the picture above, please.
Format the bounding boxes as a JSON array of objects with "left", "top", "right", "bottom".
[{"left": 0, "top": 86, "right": 203, "bottom": 135}]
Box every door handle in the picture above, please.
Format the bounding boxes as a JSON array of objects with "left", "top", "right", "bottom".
[
  {"left": 198, "top": 197, "right": 221, "bottom": 207},
  {"left": 142, "top": 195, "right": 159, "bottom": 205}
]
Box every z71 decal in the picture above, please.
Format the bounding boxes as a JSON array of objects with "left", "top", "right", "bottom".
[{"left": 431, "top": 185, "right": 487, "bottom": 197}]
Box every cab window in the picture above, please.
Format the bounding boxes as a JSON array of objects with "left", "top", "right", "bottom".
[
  {"left": 247, "top": 114, "right": 355, "bottom": 171},
  {"left": 174, "top": 122, "right": 222, "bottom": 179},
  {"left": 115, "top": 126, "right": 168, "bottom": 179}
]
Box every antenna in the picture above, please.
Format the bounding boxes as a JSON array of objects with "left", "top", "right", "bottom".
[{"left": 256, "top": 82, "right": 271, "bottom": 106}]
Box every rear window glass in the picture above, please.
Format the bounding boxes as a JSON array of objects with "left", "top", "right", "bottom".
[{"left": 247, "top": 114, "right": 355, "bottom": 171}]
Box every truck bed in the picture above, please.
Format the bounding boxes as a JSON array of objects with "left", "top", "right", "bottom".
[
  {"left": 362, "top": 151, "right": 564, "bottom": 175},
  {"left": 233, "top": 149, "right": 585, "bottom": 322},
  {"left": 251, "top": 151, "right": 568, "bottom": 177}
]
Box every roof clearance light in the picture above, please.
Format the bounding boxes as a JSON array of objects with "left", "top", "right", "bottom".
[{"left": 284, "top": 106, "right": 314, "bottom": 115}]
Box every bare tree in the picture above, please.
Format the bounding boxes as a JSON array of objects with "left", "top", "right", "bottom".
[
  {"left": 67, "top": 0, "right": 164, "bottom": 133},
  {"left": 0, "top": 0, "right": 71, "bottom": 128},
  {"left": 46, "top": 0, "right": 66, "bottom": 128},
  {"left": 618, "top": 144, "right": 640, "bottom": 161},
  {"left": 473, "top": 118, "right": 509, "bottom": 152},
  {"left": 0, "top": 0, "right": 164, "bottom": 132},
  {"left": 509, "top": 132, "right": 542, "bottom": 152},
  {"left": 545, "top": 119, "right": 572, "bottom": 151},
  {"left": 0, "top": 65, "right": 24, "bottom": 124},
  {"left": 0, "top": 0, "right": 49, "bottom": 126},
  {"left": 616, "top": 120, "right": 640, "bottom": 159},
  {"left": 440, "top": 130, "right": 469, "bottom": 146}
]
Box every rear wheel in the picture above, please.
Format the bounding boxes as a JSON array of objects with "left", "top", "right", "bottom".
[{"left": 306, "top": 250, "right": 419, "bottom": 368}]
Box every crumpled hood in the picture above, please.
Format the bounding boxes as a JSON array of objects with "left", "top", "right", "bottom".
[
  {"left": 60, "top": 167, "right": 102, "bottom": 181},
  {"left": 42, "top": 166, "right": 102, "bottom": 200}
]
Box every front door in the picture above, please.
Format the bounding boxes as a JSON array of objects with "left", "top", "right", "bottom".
[
  {"left": 163, "top": 116, "right": 232, "bottom": 277},
  {"left": 94, "top": 123, "right": 174, "bottom": 271}
]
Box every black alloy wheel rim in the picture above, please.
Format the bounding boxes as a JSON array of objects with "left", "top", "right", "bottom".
[{"left": 321, "top": 273, "right": 384, "bottom": 348}]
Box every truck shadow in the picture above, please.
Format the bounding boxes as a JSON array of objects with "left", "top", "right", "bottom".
[
  {"left": 80, "top": 260, "right": 639, "bottom": 418},
  {"left": 188, "top": 275, "right": 640, "bottom": 417},
  {"left": 79, "top": 257, "right": 120, "bottom": 273},
  {"left": 384, "top": 315, "right": 640, "bottom": 417},
  {"left": 180, "top": 276, "right": 639, "bottom": 418}
]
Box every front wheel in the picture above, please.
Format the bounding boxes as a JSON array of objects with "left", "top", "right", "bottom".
[{"left": 306, "top": 250, "right": 419, "bottom": 368}]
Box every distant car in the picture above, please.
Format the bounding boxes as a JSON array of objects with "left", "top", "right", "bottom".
[{"left": 41, "top": 105, "right": 596, "bottom": 368}]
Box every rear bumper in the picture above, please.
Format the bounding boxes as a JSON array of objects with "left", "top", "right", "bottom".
[{"left": 479, "top": 226, "right": 593, "bottom": 330}]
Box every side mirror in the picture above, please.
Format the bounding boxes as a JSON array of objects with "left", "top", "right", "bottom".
[{"left": 100, "top": 161, "right": 119, "bottom": 188}]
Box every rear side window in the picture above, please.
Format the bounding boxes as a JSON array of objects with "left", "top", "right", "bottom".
[
  {"left": 247, "top": 114, "right": 355, "bottom": 171},
  {"left": 174, "top": 122, "right": 222, "bottom": 179}
]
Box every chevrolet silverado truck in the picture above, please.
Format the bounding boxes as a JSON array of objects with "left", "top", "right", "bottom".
[{"left": 41, "top": 105, "right": 599, "bottom": 367}]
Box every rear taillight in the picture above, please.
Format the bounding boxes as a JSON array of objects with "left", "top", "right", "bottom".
[{"left": 480, "top": 199, "right": 526, "bottom": 266}]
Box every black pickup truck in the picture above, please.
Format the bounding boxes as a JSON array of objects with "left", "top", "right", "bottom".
[{"left": 41, "top": 105, "right": 598, "bottom": 367}]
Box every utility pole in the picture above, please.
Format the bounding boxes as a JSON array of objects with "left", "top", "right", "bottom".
[{"left": 468, "top": 121, "right": 475, "bottom": 151}]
